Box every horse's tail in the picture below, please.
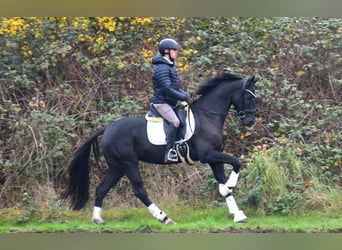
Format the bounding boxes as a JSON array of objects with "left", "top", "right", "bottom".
[{"left": 62, "top": 128, "right": 105, "bottom": 210}]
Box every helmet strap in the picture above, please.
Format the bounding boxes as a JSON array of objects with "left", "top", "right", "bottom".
[{"left": 163, "top": 49, "right": 174, "bottom": 62}]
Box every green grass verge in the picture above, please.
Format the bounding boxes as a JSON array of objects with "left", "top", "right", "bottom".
[{"left": 1, "top": 204, "right": 342, "bottom": 233}]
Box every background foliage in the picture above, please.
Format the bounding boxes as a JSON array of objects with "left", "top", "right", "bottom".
[{"left": 0, "top": 17, "right": 341, "bottom": 217}]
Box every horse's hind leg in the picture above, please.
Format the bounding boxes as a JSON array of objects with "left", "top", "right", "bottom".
[
  {"left": 123, "top": 160, "right": 176, "bottom": 225},
  {"left": 92, "top": 165, "right": 124, "bottom": 224}
]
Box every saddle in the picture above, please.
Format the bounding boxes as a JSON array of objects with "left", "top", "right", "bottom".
[{"left": 145, "top": 102, "right": 196, "bottom": 164}]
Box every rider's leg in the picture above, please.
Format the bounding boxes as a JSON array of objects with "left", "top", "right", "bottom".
[
  {"left": 165, "top": 124, "right": 178, "bottom": 162},
  {"left": 153, "top": 103, "right": 180, "bottom": 162}
]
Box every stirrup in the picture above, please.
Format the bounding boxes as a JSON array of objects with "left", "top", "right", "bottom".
[{"left": 165, "top": 149, "right": 178, "bottom": 162}]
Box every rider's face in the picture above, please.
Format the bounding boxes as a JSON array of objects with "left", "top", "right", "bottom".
[{"left": 169, "top": 49, "right": 178, "bottom": 60}]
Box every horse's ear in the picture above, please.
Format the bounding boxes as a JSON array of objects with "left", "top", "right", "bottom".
[
  {"left": 253, "top": 76, "right": 259, "bottom": 85},
  {"left": 250, "top": 75, "right": 259, "bottom": 86},
  {"left": 245, "top": 76, "right": 255, "bottom": 88}
]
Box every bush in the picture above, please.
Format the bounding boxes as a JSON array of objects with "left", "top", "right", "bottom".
[{"left": 240, "top": 147, "right": 307, "bottom": 214}]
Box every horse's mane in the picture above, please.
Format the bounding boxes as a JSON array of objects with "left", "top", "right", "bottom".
[{"left": 196, "top": 73, "right": 242, "bottom": 96}]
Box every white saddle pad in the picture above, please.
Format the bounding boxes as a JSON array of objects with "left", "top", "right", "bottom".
[{"left": 146, "top": 109, "right": 195, "bottom": 145}]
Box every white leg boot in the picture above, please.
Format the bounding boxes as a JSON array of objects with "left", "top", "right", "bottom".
[
  {"left": 148, "top": 203, "right": 176, "bottom": 225},
  {"left": 226, "top": 171, "right": 239, "bottom": 187},
  {"left": 219, "top": 171, "right": 240, "bottom": 197},
  {"left": 225, "top": 195, "right": 248, "bottom": 223},
  {"left": 92, "top": 206, "right": 104, "bottom": 224}
]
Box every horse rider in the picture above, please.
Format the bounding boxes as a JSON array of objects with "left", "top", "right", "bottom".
[{"left": 151, "top": 38, "right": 193, "bottom": 163}]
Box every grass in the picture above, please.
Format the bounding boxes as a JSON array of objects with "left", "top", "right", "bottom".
[{"left": 1, "top": 204, "right": 342, "bottom": 233}]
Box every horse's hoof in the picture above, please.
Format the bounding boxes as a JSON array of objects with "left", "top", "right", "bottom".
[
  {"left": 92, "top": 217, "right": 105, "bottom": 225},
  {"left": 233, "top": 210, "right": 248, "bottom": 223},
  {"left": 164, "top": 218, "right": 176, "bottom": 225}
]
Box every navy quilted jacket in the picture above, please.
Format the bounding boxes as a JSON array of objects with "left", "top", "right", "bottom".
[{"left": 151, "top": 54, "right": 189, "bottom": 106}]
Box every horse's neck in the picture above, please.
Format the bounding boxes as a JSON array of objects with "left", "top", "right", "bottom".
[
  {"left": 193, "top": 101, "right": 229, "bottom": 130},
  {"left": 193, "top": 81, "right": 242, "bottom": 128},
  {"left": 195, "top": 91, "right": 232, "bottom": 117}
]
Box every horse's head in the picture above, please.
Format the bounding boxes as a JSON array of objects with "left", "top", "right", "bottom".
[{"left": 232, "top": 76, "right": 258, "bottom": 127}]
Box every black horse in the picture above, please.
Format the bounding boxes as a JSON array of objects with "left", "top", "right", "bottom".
[{"left": 62, "top": 73, "right": 257, "bottom": 225}]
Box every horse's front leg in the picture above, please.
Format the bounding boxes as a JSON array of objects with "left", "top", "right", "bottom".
[
  {"left": 206, "top": 150, "right": 247, "bottom": 223},
  {"left": 205, "top": 149, "right": 241, "bottom": 195}
]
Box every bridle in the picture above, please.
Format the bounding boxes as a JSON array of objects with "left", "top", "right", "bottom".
[
  {"left": 232, "top": 85, "right": 257, "bottom": 119},
  {"left": 227, "top": 78, "right": 256, "bottom": 119}
]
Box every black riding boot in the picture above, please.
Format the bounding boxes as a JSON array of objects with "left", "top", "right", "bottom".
[{"left": 165, "top": 124, "right": 178, "bottom": 163}]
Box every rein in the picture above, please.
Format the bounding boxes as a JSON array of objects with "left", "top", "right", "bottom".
[{"left": 197, "top": 106, "right": 227, "bottom": 117}]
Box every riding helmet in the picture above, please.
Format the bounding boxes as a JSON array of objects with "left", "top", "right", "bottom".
[{"left": 159, "top": 38, "right": 179, "bottom": 55}]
